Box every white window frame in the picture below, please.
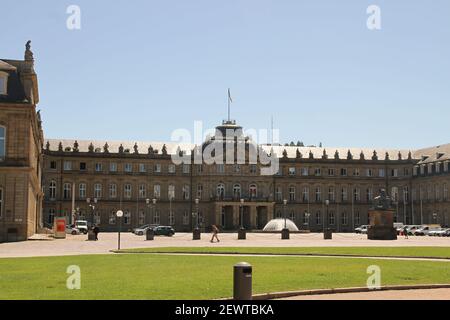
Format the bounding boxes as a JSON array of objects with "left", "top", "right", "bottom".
[
  {"left": 79, "top": 183, "right": 86, "bottom": 199},
  {"left": 0, "top": 126, "right": 5, "bottom": 160},
  {"left": 109, "top": 184, "right": 117, "bottom": 198},
  {"left": 0, "top": 72, "right": 8, "bottom": 95},
  {"left": 124, "top": 184, "right": 132, "bottom": 199}
]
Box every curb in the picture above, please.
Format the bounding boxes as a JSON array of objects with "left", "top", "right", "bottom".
[
  {"left": 111, "top": 250, "right": 450, "bottom": 260},
  {"left": 219, "top": 284, "right": 450, "bottom": 300}
]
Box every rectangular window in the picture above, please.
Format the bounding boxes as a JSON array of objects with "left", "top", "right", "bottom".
[
  {"left": 79, "top": 162, "right": 87, "bottom": 171},
  {"left": 109, "top": 211, "right": 116, "bottom": 224},
  {"left": 183, "top": 211, "right": 189, "bottom": 225},
  {"left": 301, "top": 168, "right": 309, "bottom": 176},
  {"left": 124, "top": 184, "right": 132, "bottom": 198},
  {"left": 329, "top": 211, "right": 335, "bottom": 225},
  {"left": 63, "top": 161, "right": 72, "bottom": 171},
  {"left": 379, "top": 169, "right": 385, "bottom": 177},
  {"left": 353, "top": 168, "right": 360, "bottom": 176},
  {"left": 50, "top": 161, "right": 57, "bottom": 170},
  {"left": 328, "top": 168, "right": 335, "bottom": 176},
  {"left": 315, "top": 211, "right": 321, "bottom": 225},
  {"left": 138, "top": 210, "right": 145, "bottom": 225},
  {"left": 0, "top": 77, "right": 6, "bottom": 95},
  {"left": 153, "top": 210, "right": 160, "bottom": 224},
  {"left": 95, "top": 163, "right": 102, "bottom": 172},
  {"left": 154, "top": 164, "right": 161, "bottom": 173},
  {"left": 183, "top": 164, "right": 190, "bottom": 174},
  {"left": 109, "top": 184, "right": 117, "bottom": 199},
  {"left": 391, "top": 169, "right": 399, "bottom": 177},
  {"left": 139, "top": 184, "right": 146, "bottom": 198},
  {"left": 125, "top": 163, "right": 132, "bottom": 173},
  {"left": 154, "top": 184, "right": 161, "bottom": 198},
  {"left": 288, "top": 167, "right": 296, "bottom": 176},
  {"left": 0, "top": 126, "right": 5, "bottom": 160},
  {"left": 139, "top": 163, "right": 146, "bottom": 173},
  {"left": 79, "top": 183, "right": 86, "bottom": 199},
  {"left": 110, "top": 163, "right": 117, "bottom": 172},
  {"left": 366, "top": 169, "right": 373, "bottom": 177},
  {"left": 197, "top": 184, "right": 203, "bottom": 199},
  {"left": 249, "top": 164, "right": 257, "bottom": 174},
  {"left": 94, "top": 183, "right": 102, "bottom": 198},
  {"left": 168, "top": 164, "right": 176, "bottom": 174},
  {"left": 314, "top": 168, "right": 321, "bottom": 176},
  {"left": 340, "top": 168, "right": 347, "bottom": 176},
  {"left": 197, "top": 165, "right": 203, "bottom": 173},
  {"left": 217, "top": 164, "right": 225, "bottom": 173}
]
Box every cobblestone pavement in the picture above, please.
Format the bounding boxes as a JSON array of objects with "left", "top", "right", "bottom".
[
  {"left": 279, "top": 288, "right": 450, "bottom": 300},
  {"left": 0, "top": 232, "right": 449, "bottom": 258}
]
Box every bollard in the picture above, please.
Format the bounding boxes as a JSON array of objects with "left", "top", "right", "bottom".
[
  {"left": 238, "top": 228, "right": 246, "bottom": 240},
  {"left": 192, "top": 228, "right": 201, "bottom": 240},
  {"left": 146, "top": 228, "right": 154, "bottom": 241},
  {"left": 281, "top": 228, "right": 290, "bottom": 239},
  {"left": 324, "top": 228, "right": 332, "bottom": 240},
  {"left": 233, "top": 262, "right": 252, "bottom": 300}
]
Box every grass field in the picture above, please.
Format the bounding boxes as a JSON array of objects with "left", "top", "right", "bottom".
[
  {"left": 119, "top": 246, "right": 450, "bottom": 258},
  {"left": 1, "top": 253, "right": 449, "bottom": 299}
]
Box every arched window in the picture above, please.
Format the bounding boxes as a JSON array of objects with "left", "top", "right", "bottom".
[
  {"left": 169, "top": 210, "right": 175, "bottom": 225},
  {"left": 315, "top": 187, "right": 321, "bottom": 202},
  {"left": 233, "top": 184, "right": 241, "bottom": 199},
  {"left": 0, "top": 126, "right": 5, "bottom": 160},
  {"left": 249, "top": 184, "right": 257, "bottom": 199},
  {"left": 289, "top": 186, "right": 296, "bottom": 202},
  {"left": 79, "top": 183, "right": 86, "bottom": 199},
  {"left": 168, "top": 184, "right": 175, "bottom": 200},
  {"left": 49, "top": 180, "right": 57, "bottom": 199},
  {"left": 94, "top": 183, "right": 102, "bottom": 199},
  {"left": 217, "top": 183, "right": 225, "bottom": 199},
  {"left": 63, "top": 183, "right": 71, "bottom": 200}
]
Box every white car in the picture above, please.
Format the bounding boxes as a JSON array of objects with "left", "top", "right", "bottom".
[
  {"left": 74, "top": 220, "right": 89, "bottom": 234},
  {"left": 66, "top": 225, "right": 81, "bottom": 235},
  {"left": 429, "top": 228, "right": 447, "bottom": 237},
  {"left": 355, "top": 225, "right": 368, "bottom": 234},
  {"left": 414, "top": 226, "right": 440, "bottom": 236},
  {"left": 360, "top": 225, "right": 369, "bottom": 234}
]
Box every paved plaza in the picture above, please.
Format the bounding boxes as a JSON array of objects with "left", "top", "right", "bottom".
[{"left": 0, "top": 232, "right": 449, "bottom": 258}]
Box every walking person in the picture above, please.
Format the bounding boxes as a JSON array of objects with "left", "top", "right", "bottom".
[
  {"left": 93, "top": 225, "right": 100, "bottom": 241},
  {"left": 403, "top": 226, "right": 409, "bottom": 239},
  {"left": 210, "top": 224, "right": 220, "bottom": 243}
]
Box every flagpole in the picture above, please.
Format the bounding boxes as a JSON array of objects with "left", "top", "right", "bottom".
[{"left": 227, "top": 88, "right": 231, "bottom": 122}]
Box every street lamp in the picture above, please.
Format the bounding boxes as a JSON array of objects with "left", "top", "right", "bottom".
[
  {"left": 281, "top": 199, "right": 289, "bottom": 239},
  {"left": 304, "top": 211, "right": 311, "bottom": 230},
  {"left": 86, "top": 198, "right": 97, "bottom": 240},
  {"left": 238, "top": 198, "right": 246, "bottom": 240},
  {"left": 145, "top": 199, "right": 155, "bottom": 241},
  {"left": 433, "top": 212, "right": 438, "bottom": 224},
  {"left": 116, "top": 210, "right": 123, "bottom": 251},
  {"left": 193, "top": 198, "right": 200, "bottom": 240},
  {"left": 86, "top": 197, "right": 98, "bottom": 227},
  {"left": 324, "top": 200, "right": 331, "bottom": 240}
]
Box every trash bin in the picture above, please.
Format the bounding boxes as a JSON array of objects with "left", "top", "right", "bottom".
[
  {"left": 146, "top": 228, "right": 154, "bottom": 241},
  {"left": 233, "top": 262, "right": 252, "bottom": 300},
  {"left": 281, "top": 228, "right": 290, "bottom": 240},
  {"left": 87, "top": 229, "right": 96, "bottom": 241},
  {"left": 324, "top": 228, "right": 332, "bottom": 240},
  {"left": 238, "top": 228, "right": 246, "bottom": 240},
  {"left": 192, "top": 228, "right": 201, "bottom": 240}
]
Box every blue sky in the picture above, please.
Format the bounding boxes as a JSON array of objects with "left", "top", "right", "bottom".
[{"left": 2, "top": 0, "right": 449, "bottom": 149}]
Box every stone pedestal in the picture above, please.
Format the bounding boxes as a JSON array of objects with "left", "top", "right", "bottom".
[
  {"left": 367, "top": 210, "right": 397, "bottom": 240},
  {"left": 323, "top": 229, "right": 332, "bottom": 240},
  {"left": 281, "top": 228, "right": 290, "bottom": 240},
  {"left": 238, "top": 228, "right": 246, "bottom": 240},
  {"left": 192, "top": 228, "right": 201, "bottom": 240}
]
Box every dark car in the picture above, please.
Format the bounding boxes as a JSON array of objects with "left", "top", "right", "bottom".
[{"left": 153, "top": 226, "right": 175, "bottom": 237}]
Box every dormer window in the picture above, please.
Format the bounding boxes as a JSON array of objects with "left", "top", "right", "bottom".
[{"left": 0, "top": 71, "right": 8, "bottom": 95}]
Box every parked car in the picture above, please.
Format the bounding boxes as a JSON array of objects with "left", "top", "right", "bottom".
[
  {"left": 360, "top": 225, "right": 369, "bottom": 234},
  {"left": 406, "top": 225, "right": 422, "bottom": 235},
  {"left": 74, "top": 220, "right": 89, "bottom": 234},
  {"left": 433, "top": 228, "right": 450, "bottom": 237},
  {"left": 134, "top": 224, "right": 160, "bottom": 236},
  {"left": 66, "top": 225, "right": 80, "bottom": 235},
  {"left": 153, "top": 226, "right": 175, "bottom": 237},
  {"left": 442, "top": 229, "right": 450, "bottom": 237},
  {"left": 414, "top": 226, "right": 441, "bottom": 236},
  {"left": 355, "top": 225, "right": 368, "bottom": 234},
  {"left": 133, "top": 224, "right": 150, "bottom": 235}
]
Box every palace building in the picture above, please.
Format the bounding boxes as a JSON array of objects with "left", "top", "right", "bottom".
[
  {"left": 1, "top": 44, "right": 449, "bottom": 241},
  {"left": 0, "top": 42, "right": 44, "bottom": 242}
]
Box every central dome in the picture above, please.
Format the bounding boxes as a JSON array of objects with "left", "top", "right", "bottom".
[{"left": 263, "top": 219, "right": 299, "bottom": 232}]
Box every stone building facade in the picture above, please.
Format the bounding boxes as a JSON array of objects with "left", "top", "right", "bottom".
[
  {"left": 0, "top": 43, "right": 44, "bottom": 242},
  {"left": 42, "top": 120, "right": 450, "bottom": 233}
]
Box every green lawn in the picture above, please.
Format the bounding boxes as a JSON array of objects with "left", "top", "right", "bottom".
[
  {"left": 1, "top": 254, "right": 449, "bottom": 300},
  {"left": 120, "top": 246, "right": 450, "bottom": 259}
]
